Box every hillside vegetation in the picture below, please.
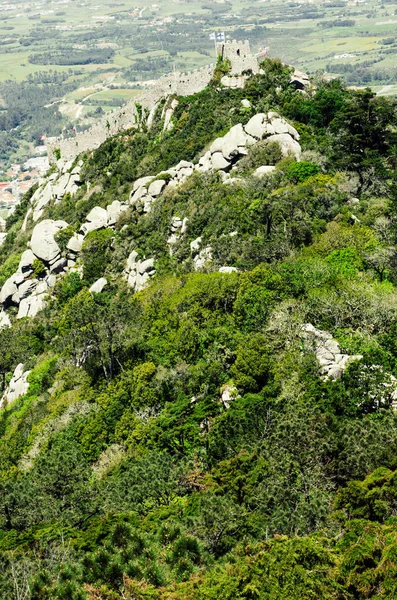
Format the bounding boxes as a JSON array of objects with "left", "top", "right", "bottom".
[{"left": 1, "top": 60, "right": 397, "bottom": 599}]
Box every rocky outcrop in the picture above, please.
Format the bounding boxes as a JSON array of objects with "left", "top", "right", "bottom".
[
  {"left": 302, "top": 324, "right": 363, "bottom": 380},
  {"left": 107, "top": 200, "right": 128, "bottom": 226},
  {"left": 0, "top": 111, "right": 300, "bottom": 323},
  {"left": 30, "top": 161, "right": 82, "bottom": 222},
  {"left": 130, "top": 162, "right": 194, "bottom": 214},
  {"left": 290, "top": 69, "right": 311, "bottom": 91},
  {"left": 167, "top": 216, "right": 188, "bottom": 254},
  {"left": 128, "top": 112, "right": 300, "bottom": 215},
  {"left": 163, "top": 98, "right": 179, "bottom": 132},
  {"left": 0, "top": 363, "right": 30, "bottom": 408},
  {"left": 124, "top": 251, "right": 156, "bottom": 292},
  {"left": 0, "top": 219, "right": 69, "bottom": 319}
]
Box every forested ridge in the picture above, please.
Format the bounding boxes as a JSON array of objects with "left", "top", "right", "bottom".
[{"left": 1, "top": 60, "right": 397, "bottom": 599}]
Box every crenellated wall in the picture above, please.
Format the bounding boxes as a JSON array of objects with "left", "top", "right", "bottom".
[{"left": 47, "top": 43, "right": 267, "bottom": 164}]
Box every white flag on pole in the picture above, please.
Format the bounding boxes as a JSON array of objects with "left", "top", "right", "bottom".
[{"left": 209, "top": 31, "right": 225, "bottom": 42}]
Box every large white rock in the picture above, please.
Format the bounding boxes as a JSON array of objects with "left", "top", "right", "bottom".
[
  {"left": 197, "top": 151, "right": 212, "bottom": 172},
  {"left": 222, "top": 123, "right": 255, "bottom": 159},
  {"left": 0, "top": 311, "right": 11, "bottom": 329},
  {"left": 12, "top": 279, "right": 38, "bottom": 304},
  {"left": 174, "top": 160, "right": 193, "bottom": 171},
  {"left": 32, "top": 182, "right": 53, "bottom": 222},
  {"left": 137, "top": 258, "right": 154, "bottom": 275},
  {"left": 63, "top": 173, "right": 80, "bottom": 197},
  {"left": 17, "top": 293, "right": 47, "bottom": 319},
  {"left": 52, "top": 172, "right": 70, "bottom": 200},
  {"left": 194, "top": 246, "right": 213, "bottom": 270},
  {"left": 107, "top": 201, "right": 128, "bottom": 226},
  {"left": 0, "top": 276, "right": 18, "bottom": 304},
  {"left": 67, "top": 233, "right": 84, "bottom": 253},
  {"left": 253, "top": 166, "right": 276, "bottom": 178},
  {"left": 266, "top": 134, "right": 301, "bottom": 160},
  {"left": 89, "top": 277, "right": 108, "bottom": 294},
  {"left": 148, "top": 179, "right": 166, "bottom": 197},
  {"left": 30, "top": 219, "right": 68, "bottom": 263},
  {"left": 19, "top": 250, "right": 36, "bottom": 274},
  {"left": 130, "top": 185, "right": 148, "bottom": 205},
  {"left": 85, "top": 206, "right": 107, "bottom": 229},
  {"left": 126, "top": 250, "right": 138, "bottom": 271},
  {"left": 211, "top": 152, "right": 231, "bottom": 171},
  {"left": 0, "top": 363, "right": 30, "bottom": 408},
  {"left": 244, "top": 113, "right": 267, "bottom": 139},
  {"left": 132, "top": 176, "right": 154, "bottom": 192},
  {"left": 190, "top": 237, "right": 202, "bottom": 252},
  {"left": 49, "top": 257, "right": 67, "bottom": 274}
]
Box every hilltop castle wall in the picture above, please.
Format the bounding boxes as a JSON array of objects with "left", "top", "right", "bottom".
[{"left": 47, "top": 41, "right": 265, "bottom": 164}]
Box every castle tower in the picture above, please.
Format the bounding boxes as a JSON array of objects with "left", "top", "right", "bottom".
[{"left": 216, "top": 39, "right": 260, "bottom": 75}]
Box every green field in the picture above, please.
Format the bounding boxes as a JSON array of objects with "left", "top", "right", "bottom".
[{"left": 87, "top": 88, "right": 142, "bottom": 102}]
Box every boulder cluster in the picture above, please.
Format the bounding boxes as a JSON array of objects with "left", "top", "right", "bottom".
[
  {"left": 197, "top": 112, "right": 300, "bottom": 174},
  {"left": 28, "top": 160, "right": 83, "bottom": 224},
  {"left": 130, "top": 111, "right": 301, "bottom": 215},
  {"left": 0, "top": 230, "right": 61, "bottom": 319},
  {"left": 124, "top": 251, "right": 156, "bottom": 292},
  {"left": 167, "top": 216, "right": 189, "bottom": 254},
  {"left": 302, "top": 323, "right": 363, "bottom": 380},
  {"left": 0, "top": 111, "right": 301, "bottom": 325}
]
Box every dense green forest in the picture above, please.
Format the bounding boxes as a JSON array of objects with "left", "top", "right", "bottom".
[{"left": 1, "top": 60, "right": 397, "bottom": 599}]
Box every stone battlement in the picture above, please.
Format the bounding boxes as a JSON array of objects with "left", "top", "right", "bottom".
[{"left": 47, "top": 42, "right": 267, "bottom": 164}]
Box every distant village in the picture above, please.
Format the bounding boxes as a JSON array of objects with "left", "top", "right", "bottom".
[{"left": 0, "top": 145, "right": 49, "bottom": 219}]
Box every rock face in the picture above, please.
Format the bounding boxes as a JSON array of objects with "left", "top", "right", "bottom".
[
  {"left": 1, "top": 363, "right": 30, "bottom": 408},
  {"left": 302, "top": 324, "right": 363, "bottom": 380},
  {"left": 67, "top": 233, "right": 84, "bottom": 253},
  {"left": 266, "top": 133, "right": 301, "bottom": 160},
  {"left": 30, "top": 219, "right": 68, "bottom": 263},
  {"left": 17, "top": 288, "right": 48, "bottom": 319}
]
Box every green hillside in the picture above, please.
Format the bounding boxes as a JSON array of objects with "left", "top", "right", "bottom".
[{"left": 1, "top": 60, "right": 397, "bottom": 599}]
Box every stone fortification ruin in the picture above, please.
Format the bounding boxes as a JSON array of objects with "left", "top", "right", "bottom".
[{"left": 47, "top": 40, "right": 268, "bottom": 164}]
